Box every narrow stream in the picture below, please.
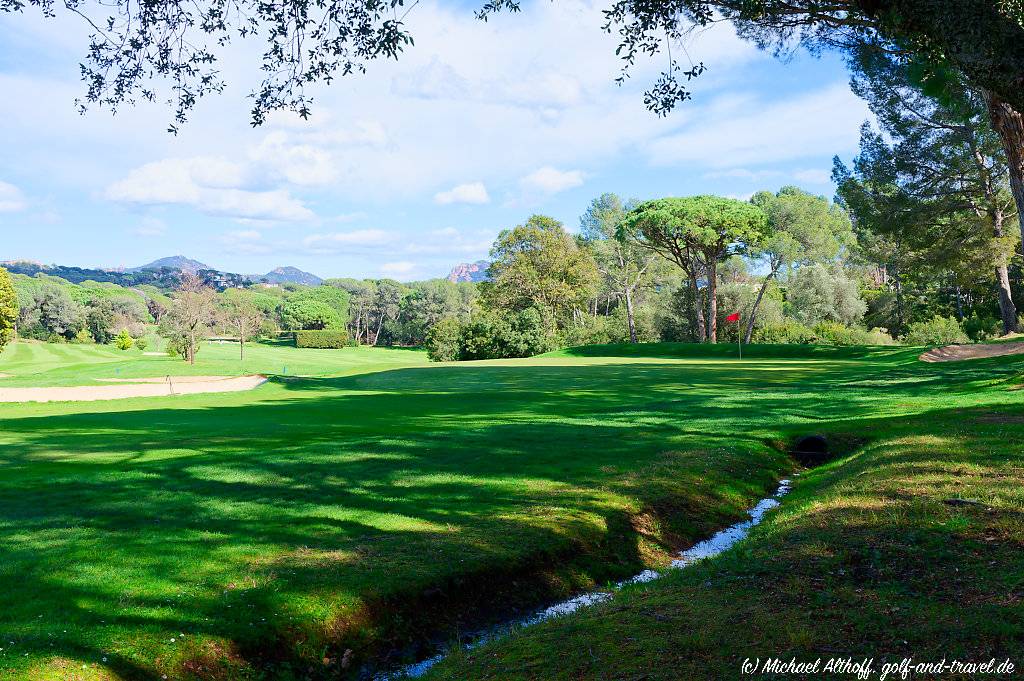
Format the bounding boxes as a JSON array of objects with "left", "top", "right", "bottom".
[{"left": 378, "top": 477, "right": 793, "bottom": 679}]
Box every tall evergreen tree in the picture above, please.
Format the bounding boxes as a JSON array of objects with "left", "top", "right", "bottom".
[{"left": 835, "top": 47, "right": 1020, "bottom": 333}]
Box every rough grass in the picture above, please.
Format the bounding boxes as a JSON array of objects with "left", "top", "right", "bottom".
[{"left": 1, "top": 341, "right": 1021, "bottom": 680}]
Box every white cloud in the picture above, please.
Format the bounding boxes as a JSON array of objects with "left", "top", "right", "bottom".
[
  {"left": 0, "top": 181, "right": 27, "bottom": 212},
  {"left": 106, "top": 157, "right": 314, "bottom": 222},
  {"left": 380, "top": 261, "right": 418, "bottom": 277},
  {"left": 705, "top": 166, "right": 834, "bottom": 187},
  {"left": 647, "top": 84, "right": 870, "bottom": 169},
  {"left": 704, "top": 168, "right": 783, "bottom": 181},
  {"left": 332, "top": 212, "right": 369, "bottom": 223},
  {"left": 302, "top": 229, "right": 394, "bottom": 252},
  {"left": 792, "top": 168, "right": 832, "bottom": 185},
  {"left": 220, "top": 229, "right": 272, "bottom": 254},
  {"left": 393, "top": 57, "right": 583, "bottom": 109},
  {"left": 133, "top": 216, "right": 166, "bottom": 237},
  {"left": 520, "top": 167, "right": 585, "bottom": 194},
  {"left": 406, "top": 226, "right": 497, "bottom": 256},
  {"left": 249, "top": 132, "right": 337, "bottom": 186},
  {"left": 434, "top": 181, "right": 490, "bottom": 205}
]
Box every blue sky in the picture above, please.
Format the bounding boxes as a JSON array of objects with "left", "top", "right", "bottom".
[{"left": 0, "top": 1, "right": 870, "bottom": 280}]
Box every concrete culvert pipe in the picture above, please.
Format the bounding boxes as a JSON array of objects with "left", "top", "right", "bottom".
[{"left": 792, "top": 435, "right": 830, "bottom": 466}]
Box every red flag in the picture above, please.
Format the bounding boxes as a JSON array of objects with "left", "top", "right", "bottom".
[{"left": 726, "top": 312, "right": 740, "bottom": 323}]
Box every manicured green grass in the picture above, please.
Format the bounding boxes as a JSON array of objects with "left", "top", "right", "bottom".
[
  {"left": 1, "top": 341, "right": 1021, "bottom": 680},
  {"left": 0, "top": 339, "right": 426, "bottom": 387},
  {"left": 427, "top": 352, "right": 1024, "bottom": 680}
]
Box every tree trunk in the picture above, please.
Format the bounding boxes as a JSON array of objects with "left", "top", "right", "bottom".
[
  {"left": 996, "top": 264, "right": 1018, "bottom": 334},
  {"left": 893, "top": 269, "right": 906, "bottom": 336},
  {"left": 744, "top": 271, "right": 776, "bottom": 345},
  {"left": 706, "top": 258, "right": 718, "bottom": 344},
  {"left": 985, "top": 92, "right": 1022, "bottom": 333},
  {"left": 373, "top": 316, "right": 384, "bottom": 346},
  {"left": 987, "top": 92, "right": 1024, "bottom": 243},
  {"left": 689, "top": 272, "right": 706, "bottom": 343},
  {"left": 239, "top": 337, "right": 244, "bottom": 360},
  {"left": 624, "top": 286, "right": 638, "bottom": 343}
]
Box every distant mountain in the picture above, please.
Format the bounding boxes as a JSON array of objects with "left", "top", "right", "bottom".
[
  {"left": 3, "top": 254, "right": 324, "bottom": 291},
  {"left": 130, "top": 255, "right": 211, "bottom": 273},
  {"left": 1, "top": 260, "right": 179, "bottom": 287},
  {"left": 261, "top": 266, "right": 323, "bottom": 286},
  {"left": 448, "top": 260, "right": 490, "bottom": 283}
]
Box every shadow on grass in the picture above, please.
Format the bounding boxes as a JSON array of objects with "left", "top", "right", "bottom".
[{"left": 0, "top": 352, "right": 1022, "bottom": 678}]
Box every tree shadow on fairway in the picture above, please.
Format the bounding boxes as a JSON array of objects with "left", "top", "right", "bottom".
[{"left": 0, "top": 354, "right": 1021, "bottom": 678}]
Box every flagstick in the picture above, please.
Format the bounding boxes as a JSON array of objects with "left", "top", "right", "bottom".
[{"left": 738, "top": 313, "right": 742, "bottom": 361}]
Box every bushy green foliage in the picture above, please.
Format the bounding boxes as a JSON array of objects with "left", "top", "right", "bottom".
[
  {"left": 560, "top": 315, "right": 614, "bottom": 348},
  {"left": 426, "top": 308, "right": 555, "bottom": 361},
  {"left": 812, "top": 321, "right": 894, "bottom": 346},
  {"left": 751, "top": 319, "right": 817, "bottom": 344},
  {"left": 294, "top": 329, "right": 349, "bottom": 348},
  {"left": 424, "top": 318, "right": 462, "bottom": 362},
  {"left": 963, "top": 313, "right": 1003, "bottom": 341},
  {"left": 484, "top": 215, "right": 599, "bottom": 326},
  {"left": 460, "top": 308, "right": 554, "bottom": 360},
  {"left": 0, "top": 267, "right": 17, "bottom": 351},
  {"left": 134, "top": 336, "right": 149, "bottom": 352},
  {"left": 904, "top": 316, "right": 970, "bottom": 346},
  {"left": 114, "top": 329, "right": 134, "bottom": 350},
  {"left": 280, "top": 298, "right": 343, "bottom": 331},
  {"left": 715, "top": 282, "right": 784, "bottom": 343},
  {"left": 786, "top": 265, "right": 867, "bottom": 327}
]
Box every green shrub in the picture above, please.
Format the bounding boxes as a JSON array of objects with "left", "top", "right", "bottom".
[
  {"left": 294, "top": 329, "right": 349, "bottom": 349},
  {"left": 862, "top": 327, "right": 897, "bottom": 345},
  {"left": 811, "top": 321, "right": 895, "bottom": 346},
  {"left": 560, "top": 315, "right": 613, "bottom": 348},
  {"left": 134, "top": 336, "right": 148, "bottom": 351},
  {"left": 114, "top": 329, "right": 134, "bottom": 350},
  {"left": 904, "top": 316, "right": 970, "bottom": 346},
  {"left": 425, "top": 318, "right": 462, "bottom": 362},
  {"left": 963, "top": 313, "right": 1001, "bottom": 341},
  {"left": 460, "top": 308, "right": 555, "bottom": 360},
  {"left": 72, "top": 328, "right": 93, "bottom": 344},
  {"left": 751, "top": 319, "right": 816, "bottom": 344}
]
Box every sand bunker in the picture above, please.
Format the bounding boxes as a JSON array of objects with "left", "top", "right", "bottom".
[
  {"left": 0, "top": 375, "right": 267, "bottom": 403},
  {"left": 920, "top": 341, "right": 1024, "bottom": 362}
]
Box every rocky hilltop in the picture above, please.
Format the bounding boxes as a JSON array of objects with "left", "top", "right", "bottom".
[{"left": 447, "top": 260, "right": 490, "bottom": 283}]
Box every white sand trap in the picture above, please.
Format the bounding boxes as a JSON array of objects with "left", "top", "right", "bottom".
[
  {"left": 142, "top": 352, "right": 165, "bottom": 356},
  {"left": 0, "top": 373, "right": 10, "bottom": 378},
  {"left": 0, "top": 375, "right": 267, "bottom": 403},
  {"left": 920, "top": 341, "right": 1024, "bottom": 362}
]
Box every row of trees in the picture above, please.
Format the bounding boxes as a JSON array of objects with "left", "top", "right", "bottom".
[
  {"left": 425, "top": 174, "right": 1021, "bottom": 361},
  {"left": 9, "top": 274, "right": 153, "bottom": 344},
  {"left": 423, "top": 189, "right": 867, "bottom": 361},
  {"left": 153, "top": 274, "right": 480, "bottom": 363}
]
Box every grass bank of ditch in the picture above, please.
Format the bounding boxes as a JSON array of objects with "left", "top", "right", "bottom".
[
  {"left": 1, "top": 342, "right": 1021, "bottom": 680},
  {"left": 427, "top": 371, "right": 1024, "bottom": 679}
]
